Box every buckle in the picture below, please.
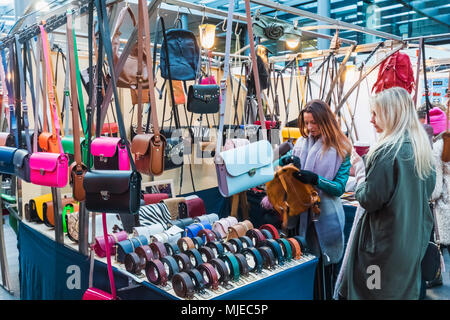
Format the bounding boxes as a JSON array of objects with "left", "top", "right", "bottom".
[
  {"left": 100, "top": 191, "right": 110, "bottom": 201},
  {"left": 40, "top": 169, "right": 45, "bottom": 175}
]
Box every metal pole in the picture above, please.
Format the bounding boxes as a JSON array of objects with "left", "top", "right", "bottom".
[
  {"left": 249, "top": 0, "right": 402, "bottom": 41},
  {"left": 78, "top": 202, "right": 89, "bottom": 256},
  {"left": 0, "top": 175, "right": 12, "bottom": 294},
  {"left": 51, "top": 187, "right": 64, "bottom": 244},
  {"left": 317, "top": 0, "right": 330, "bottom": 50}
]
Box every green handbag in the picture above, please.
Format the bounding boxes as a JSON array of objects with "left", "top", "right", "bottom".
[
  {"left": 62, "top": 202, "right": 78, "bottom": 233},
  {"left": 252, "top": 9, "right": 302, "bottom": 42},
  {"left": 61, "top": 136, "right": 91, "bottom": 165}
]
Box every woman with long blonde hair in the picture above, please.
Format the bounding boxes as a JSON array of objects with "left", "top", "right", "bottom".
[{"left": 336, "top": 87, "right": 436, "bottom": 300}]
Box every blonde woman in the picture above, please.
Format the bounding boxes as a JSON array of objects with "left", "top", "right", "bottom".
[{"left": 336, "top": 87, "right": 436, "bottom": 300}]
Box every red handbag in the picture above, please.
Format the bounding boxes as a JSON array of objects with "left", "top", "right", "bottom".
[
  {"left": 372, "top": 51, "right": 415, "bottom": 94},
  {"left": 143, "top": 193, "right": 169, "bottom": 205},
  {"left": 93, "top": 230, "right": 128, "bottom": 258}
]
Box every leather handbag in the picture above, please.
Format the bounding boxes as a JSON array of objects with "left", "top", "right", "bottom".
[
  {"left": 43, "top": 196, "right": 76, "bottom": 228},
  {"left": 143, "top": 193, "right": 169, "bottom": 205},
  {"left": 93, "top": 230, "right": 128, "bottom": 258},
  {"left": 62, "top": 202, "right": 79, "bottom": 234},
  {"left": 422, "top": 202, "right": 444, "bottom": 282},
  {"left": 28, "top": 193, "right": 53, "bottom": 223},
  {"left": 187, "top": 85, "right": 220, "bottom": 114},
  {"left": 29, "top": 26, "right": 68, "bottom": 188},
  {"left": 91, "top": 137, "right": 130, "bottom": 171},
  {"left": 116, "top": 235, "right": 148, "bottom": 263},
  {"left": 0, "top": 147, "right": 17, "bottom": 175},
  {"left": 83, "top": 2, "right": 142, "bottom": 216},
  {"left": 266, "top": 164, "right": 320, "bottom": 228},
  {"left": 178, "top": 196, "right": 206, "bottom": 219},
  {"left": 216, "top": 139, "right": 274, "bottom": 197},
  {"left": 162, "top": 197, "right": 186, "bottom": 220},
  {"left": 281, "top": 127, "right": 301, "bottom": 143}
]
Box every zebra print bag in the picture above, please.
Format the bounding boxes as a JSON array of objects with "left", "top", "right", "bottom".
[{"left": 138, "top": 202, "right": 171, "bottom": 229}]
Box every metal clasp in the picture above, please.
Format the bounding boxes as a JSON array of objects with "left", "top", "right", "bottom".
[
  {"left": 100, "top": 191, "right": 110, "bottom": 201},
  {"left": 248, "top": 168, "right": 256, "bottom": 177},
  {"left": 40, "top": 169, "right": 45, "bottom": 175}
]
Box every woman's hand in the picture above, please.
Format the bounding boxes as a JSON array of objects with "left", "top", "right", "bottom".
[
  {"left": 280, "top": 155, "right": 301, "bottom": 168},
  {"left": 293, "top": 170, "right": 319, "bottom": 185}
]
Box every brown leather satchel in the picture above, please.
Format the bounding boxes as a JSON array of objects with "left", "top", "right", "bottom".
[
  {"left": 130, "top": 2, "right": 166, "bottom": 175},
  {"left": 43, "top": 196, "right": 76, "bottom": 228},
  {"left": 67, "top": 12, "right": 88, "bottom": 202},
  {"left": 112, "top": 4, "right": 150, "bottom": 89},
  {"left": 266, "top": 164, "right": 320, "bottom": 228}
]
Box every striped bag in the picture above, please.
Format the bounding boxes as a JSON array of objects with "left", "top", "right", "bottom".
[{"left": 138, "top": 202, "right": 171, "bottom": 229}]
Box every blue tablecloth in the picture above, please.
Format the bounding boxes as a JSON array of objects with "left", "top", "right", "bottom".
[{"left": 18, "top": 221, "right": 318, "bottom": 300}]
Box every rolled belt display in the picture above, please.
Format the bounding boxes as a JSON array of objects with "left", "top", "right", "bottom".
[
  {"left": 197, "top": 229, "right": 217, "bottom": 243},
  {"left": 132, "top": 223, "right": 165, "bottom": 239},
  {"left": 239, "top": 236, "right": 254, "bottom": 249},
  {"left": 135, "top": 244, "right": 154, "bottom": 263},
  {"left": 187, "top": 268, "right": 206, "bottom": 293},
  {"left": 125, "top": 252, "right": 146, "bottom": 274},
  {"left": 161, "top": 255, "right": 180, "bottom": 280},
  {"left": 198, "top": 262, "right": 219, "bottom": 290},
  {"left": 228, "top": 238, "right": 244, "bottom": 253},
  {"left": 262, "top": 239, "right": 284, "bottom": 266},
  {"left": 199, "top": 246, "right": 216, "bottom": 262},
  {"left": 93, "top": 231, "right": 128, "bottom": 258},
  {"left": 145, "top": 259, "right": 168, "bottom": 286},
  {"left": 206, "top": 241, "right": 225, "bottom": 257},
  {"left": 167, "top": 218, "right": 194, "bottom": 230},
  {"left": 288, "top": 237, "right": 302, "bottom": 260},
  {"left": 220, "top": 252, "right": 240, "bottom": 282},
  {"left": 185, "top": 248, "right": 204, "bottom": 268},
  {"left": 260, "top": 229, "right": 273, "bottom": 240},
  {"left": 276, "top": 238, "right": 293, "bottom": 261},
  {"left": 177, "top": 237, "right": 195, "bottom": 252},
  {"left": 184, "top": 222, "right": 212, "bottom": 238},
  {"left": 192, "top": 236, "right": 204, "bottom": 249},
  {"left": 116, "top": 236, "right": 148, "bottom": 263},
  {"left": 222, "top": 241, "right": 236, "bottom": 254},
  {"left": 173, "top": 252, "right": 193, "bottom": 272},
  {"left": 260, "top": 224, "right": 279, "bottom": 239},
  {"left": 242, "top": 247, "right": 263, "bottom": 273},
  {"left": 194, "top": 213, "right": 219, "bottom": 226},
  {"left": 258, "top": 246, "right": 276, "bottom": 270},
  {"left": 210, "top": 258, "right": 230, "bottom": 285},
  {"left": 234, "top": 253, "right": 250, "bottom": 277},
  {"left": 150, "top": 241, "right": 168, "bottom": 260},
  {"left": 172, "top": 271, "right": 195, "bottom": 298},
  {"left": 164, "top": 242, "right": 180, "bottom": 256},
  {"left": 246, "top": 228, "right": 266, "bottom": 247}
]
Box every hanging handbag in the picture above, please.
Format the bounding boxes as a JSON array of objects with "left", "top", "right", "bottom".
[
  {"left": 214, "top": 0, "right": 274, "bottom": 198},
  {"left": 159, "top": 18, "right": 200, "bottom": 81},
  {"left": 43, "top": 196, "right": 76, "bottom": 228},
  {"left": 422, "top": 202, "right": 445, "bottom": 282},
  {"left": 187, "top": 84, "right": 220, "bottom": 114},
  {"left": 130, "top": 3, "right": 166, "bottom": 176},
  {"left": 29, "top": 25, "right": 68, "bottom": 188},
  {"left": 83, "top": 0, "right": 142, "bottom": 215}
]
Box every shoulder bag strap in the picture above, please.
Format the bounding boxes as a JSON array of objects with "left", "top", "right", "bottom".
[
  {"left": 24, "top": 40, "right": 40, "bottom": 133},
  {"left": 139, "top": 0, "right": 160, "bottom": 139},
  {"left": 71, "top": 25, "right": 87, "bottom": 136},
  {"left": 421, "top": 38, "right": 432, "bottom": 124},
  {"left": 39, "top": 36, "right": 50, "bottom": 134},
  {"left": 2, "top": 45, "right": 18, "bottom": 146},
  {"left": 67, "top": 11, "right": 83, "bottom": 166},
  {"left": 94, "top": 0, "right": 136, "bottom": 172},
  {"left": 136, "top": 2, "right": 144, "bottom": 135},
  {"left": 86, "top": 0, "right": 94, "bottom": 171},
  {"left": 39, "top": 24, "right": 64, "bottom": 155},
  {"left": 12, "top": 42, "right": 22, "bottom": 148},
  {"left": 14, "top": 36, "right": 31, "bottom": 153},
  {"left": 0, "top": 43, "right": 6, "bottom": 129},
  {"left": 215, "top": 0, "right": 236, "bottom": 157},
  {"left": 61, "top": 46, "right": 70, "bottom": 137}
]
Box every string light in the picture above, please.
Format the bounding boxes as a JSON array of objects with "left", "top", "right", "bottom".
[{"left": 199, "top": 24, "right": 216, "bottom": 49}]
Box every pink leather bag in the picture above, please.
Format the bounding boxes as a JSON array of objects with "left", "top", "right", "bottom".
[
  {"left": 143, "top": 193, "right": 169, "bottom": 205},
  {"left": 93, "top": 230, "right": 128, "bottom": 258},
  {"left": 91, "top": 136, "right": 130, "bottom": 170},
  {"left": 201, "top": 75, "right": 221, "bottom": 103},
  {"left": 29, "top": 26, "right": 69, "bottom": 188}
]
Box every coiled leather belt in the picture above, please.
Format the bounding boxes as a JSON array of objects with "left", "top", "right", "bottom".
[
  {"left": 174, "top": 252, "right": 192, "bottom": 272},
  {"left": 260, "top": 224, "right": 279, "bottom": 239},
  {"left": 222, "top": 241, "right": 236, "bottom": 254},
  {"left": 206, "top": 241, "right": 224, "bottom": 257},
  {"left": 228, "top": 238, "right": 244, "bottom": 253},
  {"left": 146, "top": 259, "right": 168, "bottom": 286},
  {"left": 210, "top": 257, "right": 229, "bottom": 284},
  {"left": 177, "top": 237, "right": 195, "bottom": 252},
  {"left": 161, "top": 255, "right": 179, "bottom": 280},
  {"left": 262, "top": 239, "right": 284, "bottom": 265},
  {"left": 125, "top": 252, "right": 145, "bottom": 274},
  {"left": 198, "top": 262, "right": 219, "bottom": 290},
  {"left": 185, "top": 248, "right": 204, "bottom": 268},
  {"left": 234, "top": 253, "right": 250, "bottom": 277},
  {"left": 150, "top": 241, "right": 168, "bottom": 260},
  {"left": 199, "top": 246, "right": 216, "bottom": 262},
  {"left": 135, "top": 244, "right": 154, "bottom": 263},
  {"left": 287, "top": 237, "right": 302, "bottom": 260},
  {"left": 172, "top": 272, "right": 195, "bottom": 298},
  {"left": 220, "top": 252, "right": 240, "bottom": 282},
  {"left": 192, "top": 236, "right": 204, "bottom": 249},
  {"left": 246, "top": 228, "right": 266, "bottom": 247},
  {"left": 276, "top": 238, "right": 293, "bottom": 261},
  {"left": 260, "top": 229, "right": 273, "bottom": 240},
  {"left": 197, "top": 229, "right": 217, "bottom": 243},
  {"left": 187, "top": 268, "right": 206, "bottom": 293},
  {"left": 242, "top": 247, "right": 263, "bottom": 273},
  {"left": 258, "top": 246, "right": 276, "bottom": 269},
  {"left": 164, "top": 242, "right": 180, "bottom": 256}
]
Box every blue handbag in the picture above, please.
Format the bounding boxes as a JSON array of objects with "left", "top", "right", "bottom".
[
  {"left": 159, "top": 27, "right": 200, "bottom": 81},
  {"left": 0, "top": 147, "right": 17, "bottom": 175}
]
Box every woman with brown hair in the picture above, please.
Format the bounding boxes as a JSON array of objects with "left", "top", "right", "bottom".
[{"left": 279, "top": 99, "right": 352, "bottom": 299}]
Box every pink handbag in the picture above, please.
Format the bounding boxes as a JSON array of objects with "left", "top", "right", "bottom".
[
  {"left": 200, "top": 75, "right": 221, "bottom": 103},
  {"left": 29, "top": 26, "right": 69, "bottom": 188},
  {"left": 93, "top": 230, "right": 128, "bottom": 258},
  {"left": 91, "top": 136, "right": 130, "bottom": 170}
]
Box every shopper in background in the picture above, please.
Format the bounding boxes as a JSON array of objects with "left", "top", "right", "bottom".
[
  {"left": 280, "top": 99, "right": 352, "bottom": 300},
  {"left": 417, "top": 106, "right": 434, "bottom": 146},
  {"left": 336, "top": 87, "right": 436, "bottom": 299},
  {"left": 428, "top": 104, "right": 450, "bottom": 288}
]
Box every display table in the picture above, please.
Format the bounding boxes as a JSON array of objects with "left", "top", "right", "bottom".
[{"left": 18, "top": 220, "right": 318, "bottom": 300}]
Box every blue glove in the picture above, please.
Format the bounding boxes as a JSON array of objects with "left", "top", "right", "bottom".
[{"left": 293, "top": 170, "right": 319, "bottom": 185}]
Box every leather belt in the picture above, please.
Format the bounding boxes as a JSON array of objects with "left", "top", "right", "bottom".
[
  {"left": 210, "top": 257, "right": 229, "bottom": 284},
  {"left": 172, "top": 271, "right": 195, "bottom": 299},
  {"left": 223, "top": 241, "right": 236, "bottom": 254},
  {"left": 197, "top": 229, "right": 217, "bottom": 243},
  {"left": 260, "top": 229, "right": 273, "bottom": 240},
  {"left": 227, "top": 223, "right": 247, "bottom": 240},
  {"left": 185, "top": 222, "right": 212, "bottom": 238},
  {"left": 135, "top": 244, "right": 154, "bottom": 263},
  {"left": 173, "top": 252, "right": 193, "bottom": 272},
  {"left": 211, "top": 229, "right": 223, "bottom": 242},
  {"left": 198, "top": 262, "right": 219, "bottom": 290},
  {"left": 246, "top": 229, "right": 266, "bottom": 247},
  {"left": 240, "top": 220, "right": 254, "bottom": 231},
  {"left": 161, "top": 255, "right": 179, "bottom": 280},
  {"left": 242, "top": 247, "right": 263, "bottom": 273},
  {"left": 212, "top": 219, "right": 228, "bottom": 239},
  {"left": 260, "top": 224, "right": 279, "bottom": 239},
  {"left": 220, "top": 252, "right": 240, "bottom": 282},
  {"left": 150, "top": 241, "right": 167, "bottom": 260},
  {"left": 234, "top": 253, "right": 250, "bottom": 277},
  {"left": 168, "top": 218, "right": 194, "bottom": 230},
  {"left": 185, "top": 248, "right": 204, "bottom": 268},
  {"left": 225, "top": 216, "right": 238, "bottom": 226},
  {"left": 229, "top": 238, "right": 244, "bottom": 253},
  {"left": 258, "top": 246, "right": 276, "bottom": 270},
  {"left": 206, "top": 241, "right": 224, "bottom": 257},
  {"left": 192, "top": 236, "right": 204, "bottom": 249},
  {"left": 177, "top": 237, "right": 195, "bottom": 252},
  {"left": 195, "top": 213, "right": 219, "bottom": 225},
  {"left": 263, "top": 239, "right": 284, "bottom": 266},
  {"left": 276, "top": 238, "right": 293, "bottom": 261},
  {"left": 151, "top": 232, "right": 169, "bottom": 243},
  {"left": 164, "top": 242, "right": 180, "bottom": 256},
  {"left": 239, "top": 236, "right": 254, "bottom": 249},
  {"left": 287, "top": 237, "right": 302, "bottom": 260},
  {"left": 125, "top": 252, "right": 145, "bottom": 274},
  {"left": 293, "top": 235, "right": 308, "bottom": 253},
  {"left": 145, "top": 259, "right": 168, "bottom": 286},
  {"left": 187, "top": 268, "right": 206, "bottom": 293},
  {"left": 199, "top": 246, "right": 216, "bottom": 262}
]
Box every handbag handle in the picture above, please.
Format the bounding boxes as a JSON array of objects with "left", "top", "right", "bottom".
[
  {"left": 135, "top": 0, "right": 161, "bottom": 140},
  {"left": 40, "top": 24, "right": 64, "bottom": 155},
  {"left": 93, "top": 0, "right": 136, "bottom": 172},
  {"left": 67, "top": 11, "right": 83, "bottom": 167},
  {"left": 14, "top": 36, "right": 32, "bottom": 153}
]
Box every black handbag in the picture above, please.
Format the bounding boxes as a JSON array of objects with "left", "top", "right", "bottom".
[
  {"left": 187, "top": 84, "right": 220, "bottom": 114},
  {"left": 84, "top": 0, "right": 142, "bottom": 216},
  {"left": 421, "top": 202, "right": 443, "bottom": 282}
]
